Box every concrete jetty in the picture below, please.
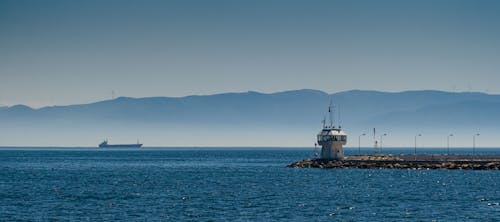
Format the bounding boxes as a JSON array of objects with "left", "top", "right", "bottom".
[{"left": 288, "top": 154, "right": 500, "bottom": 170}]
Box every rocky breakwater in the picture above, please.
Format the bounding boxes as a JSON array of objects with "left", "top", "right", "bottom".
[{"left": 288, "top": 154, "right": 500, "bottom": 170}]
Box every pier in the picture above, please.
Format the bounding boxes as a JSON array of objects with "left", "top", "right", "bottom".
[{"left": 288, "top": 154, "right": 500, "bottom": 170}]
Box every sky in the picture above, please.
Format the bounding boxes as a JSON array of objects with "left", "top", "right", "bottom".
[{"left": 1, "top": 0, "right": 500, "bottom": 107}]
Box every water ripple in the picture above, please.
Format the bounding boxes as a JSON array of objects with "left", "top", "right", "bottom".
[{"left": 1, "top": 148, "right": 500, "bottom": 220}]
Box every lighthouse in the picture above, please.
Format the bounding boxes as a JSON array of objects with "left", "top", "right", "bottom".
[{"left": 317, "top": 103, "right": 347, "bottom": 160}]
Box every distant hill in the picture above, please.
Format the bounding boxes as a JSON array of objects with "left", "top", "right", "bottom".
[
  {"left": 1, "top": 89, "right": 500, "bottom": 129},
  {"left": 3, "top": 89, "right": 500, "bottom": 146},
  {"left": 332, "top": 90, "right": 500, "bottom": 128},
  {"left": 0, "top": 89, "right": 328, "bottom": 127}
]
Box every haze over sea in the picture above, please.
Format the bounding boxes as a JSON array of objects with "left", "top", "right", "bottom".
[{"left": 1, "top": 147, "right": 500, "bottom": 221}]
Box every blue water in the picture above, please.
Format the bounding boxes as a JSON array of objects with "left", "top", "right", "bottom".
[{"left": 1, "top": 148, "right": 500, "bottom": 221}]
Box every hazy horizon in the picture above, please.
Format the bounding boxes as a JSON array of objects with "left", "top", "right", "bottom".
[{"left": 0, "top": 89, "right": 499, "bottom": 147}]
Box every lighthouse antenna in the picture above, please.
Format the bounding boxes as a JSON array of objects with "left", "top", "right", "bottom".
[
  {"left": 329, "top": 98, "right": 334, "bottom": 128},
  {"left": 338, "top": 104, "right": 341, "bottom": 128}
]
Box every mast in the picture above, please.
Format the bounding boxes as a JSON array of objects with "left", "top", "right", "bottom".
[
  {"left": 338, "top": 104, "right": 341, "bottom": 128},
  {"left": 329, "top": 98, "right": 333, "bottom": 128}
]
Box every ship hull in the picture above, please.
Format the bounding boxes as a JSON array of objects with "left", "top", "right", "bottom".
[{"left": 99, "top": 144, "right": 143, "bottom": 148}]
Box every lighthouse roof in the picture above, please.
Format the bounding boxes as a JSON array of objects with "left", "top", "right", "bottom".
[{"left": 318, "top": 128, "right": 346, "bottom": 136}]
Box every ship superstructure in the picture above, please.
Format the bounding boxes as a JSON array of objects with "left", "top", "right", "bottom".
[{"left": 98, "top": 140, "right": 143, "bottom": 148}]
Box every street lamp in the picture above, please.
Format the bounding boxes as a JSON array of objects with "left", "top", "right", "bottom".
[
  {"left": 473, "top": 133, "right": 480, "bottom": 155},
  {"left": 447, "top": 133, "right": 454, "bottom": 155},
  {"left": 414, "top": 134, "right": 422, "bottom": 154},
  {"left": 358, "top": 133, "right": 366, "bottom": 154},
  {"left": 313, "top": 143, "right": 318, "bottom": 158},
  {"left": 379, "top": 133, "right": 387, "bottom": 153}
]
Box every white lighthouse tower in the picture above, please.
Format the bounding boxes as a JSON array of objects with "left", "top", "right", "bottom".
[{"left": 317, "top": 103, "right": 347, "bottom": 160}]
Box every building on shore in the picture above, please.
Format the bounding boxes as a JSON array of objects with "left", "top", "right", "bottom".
[{"left": 316, "top": 102, "right": 347, "bottom": 160}]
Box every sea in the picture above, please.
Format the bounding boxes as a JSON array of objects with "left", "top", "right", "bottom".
[{"left": 1, "top": 147, "right": 500, "bottom": 221}]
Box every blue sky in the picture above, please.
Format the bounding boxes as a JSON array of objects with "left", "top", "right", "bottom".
[{"left": 1, "top": 0, "right": 500, "bottom": 107}]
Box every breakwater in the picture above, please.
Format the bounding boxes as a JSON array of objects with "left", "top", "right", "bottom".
[{"left": 289, "top": 154, "right": 500, "bottom": 170}]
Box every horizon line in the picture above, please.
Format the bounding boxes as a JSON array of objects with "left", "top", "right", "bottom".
[{"left": 1, "top": 146, "right": 499, "bottom": 149}]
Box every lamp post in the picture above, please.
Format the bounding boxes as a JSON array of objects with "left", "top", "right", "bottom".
[
  {"left": 358, "top": 133, "right": 366, "bottom": 154},
  {"left": 447, "top": 133, "right": 454, "bottom": 155},
  {"left": 379, "top": 133, "right": 387, "bottom": 153},
  {"left": 313, "top": 143, "right": 318, "bottom": 158},
  {"left": 414, "top": 134, "right": 422, "bottom": 155},
  {"left": 473, "top": 133, "right": 480, "bottom": 155}
]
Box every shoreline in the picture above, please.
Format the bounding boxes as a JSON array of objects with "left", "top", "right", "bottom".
[{"left": 288, "top": 154, "right": 500, "bottom": 170}]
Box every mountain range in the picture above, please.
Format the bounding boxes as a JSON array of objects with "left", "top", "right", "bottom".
[
  {"left": 2, "top": 89, "right": 499, "bottom": 127},
  {"left": 1, "top": 89, "right": 499, "bottom": 147}
]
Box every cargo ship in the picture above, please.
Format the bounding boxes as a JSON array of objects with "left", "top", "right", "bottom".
[{"left": 98, "top": 140, "right": 143, "bottom": 148}]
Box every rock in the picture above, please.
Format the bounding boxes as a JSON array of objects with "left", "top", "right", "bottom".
[{"left": 287, "top": 155, "right": 500, "bottom": 170}]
